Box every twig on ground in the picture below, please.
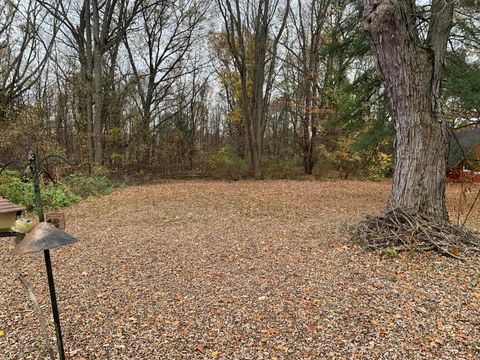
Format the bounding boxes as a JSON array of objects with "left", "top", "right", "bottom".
[
  {"left": 461, "top": 188, "right": 480, "bottom": 229},
  {"left": 18, "top": 274, "right": 55, "bottom": 360}
]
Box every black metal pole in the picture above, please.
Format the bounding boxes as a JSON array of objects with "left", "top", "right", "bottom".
[
  {"left": 28, "top": 151, "right": 66, "bottom": 360},
  {"left": 44, "top": 249, "right": 65, "bottom": 360}
]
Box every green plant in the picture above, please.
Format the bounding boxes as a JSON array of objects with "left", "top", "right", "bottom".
[
  {"left": 340, "top": 219, "right": 350, "bottom": 233},
  {"left": 63, "top": 173, "right": 115, "bottom": 198},
  {"left": 368, "top": 152, "right": 393, "bottom": 181},
  {"left": 0, "top": 170, "right": 81, "bottom": 209},
  {"left": 206, "top": 147, "right": 249, "bottom": 179},
  {"left": 381, "top": 247, "right": 399, "bottom": 258},
  {"left": 41, "top": 184, "right": 81, "bottom": 208},
  {"left": 0, "top": 170, "right": 35, "bottom": 208},
  {"left": 261, "top": 155, "right": 303, "bottom": 179}
]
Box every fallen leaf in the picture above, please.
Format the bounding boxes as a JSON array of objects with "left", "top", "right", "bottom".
[
  {"left": 195, "top": 343, "right": 208, "bottom": 352},
  {"left": 417, "top": 307, "right": 428, "bottom": 314},
  {"left": 69, "top": 349, "right": 81, "bottom": 356},
  {"left": 449, "top": 245, "right": 460, "bottom": 256},
  {"left": 211, "top": 350, "right": 220, "bottom": 357}
]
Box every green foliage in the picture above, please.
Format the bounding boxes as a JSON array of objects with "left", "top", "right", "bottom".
[
  {"left": 320, "top": 54, "right": 393, "bottom": 180},
  {"left": 317, "top": 11, "right": 370, "bottom": 63},
  {"left": 0, "top": 170, "right": 81, "bottom": 209},
  {"left": 63, "top": 173, "right": 115, "bottom": 198},
  {"left": 206, "top": 147, "right": 249, "bottom": 179},
  {"left": 381, "top": 247, "right": 399, "bottom": 258},
  {"left": 0, "top": 170, "right": 117, "bottom": 210},
  {"left": 205, "top": 150, "right": 303, "bottom": 179},
  {"left": 444, "top": 58, "right": 480, "bottom": 118},
  {"left": 350, "top": 124, "right": 394, "bottom": 153},
  {"left": 368, "top": 153, "right": 393, "bottom": 181},
  {"left": 41, "top": 184, "right": 81, "bottom": 208},
  {"left": 340, "top": 219, "right": 351, "bottom": 233},
  {"left": 261, "top": 155, "right": 303, "bottom": 179},
  {"left": 0, "top": 170, "right": 35, "bottom": 208},
  {"left": 316, "top": 141, "right": 363, "bottom": 179}
]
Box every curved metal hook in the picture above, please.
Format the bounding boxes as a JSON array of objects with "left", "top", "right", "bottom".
[
  {"left": 39, "top": 155, "right": 75, "bottom": 168},
  {"left": 41, "top": 170, "right": 57, "bottom": 185},
  {"left": 0, "top": 160, "right": 25, "bottom": 175}
]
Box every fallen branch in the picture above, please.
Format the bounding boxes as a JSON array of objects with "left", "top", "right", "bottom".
[
  {"left": 18, "top": 274, "right": 55, "bottom": 360},
  {"left": 461, "top": 188, "right": 480, "bottom": 229}
]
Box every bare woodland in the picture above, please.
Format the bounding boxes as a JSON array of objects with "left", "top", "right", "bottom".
[
  {"left": 1, "top": 1, "right": 480, "bottom": 358},
  {"left": 0, "top": 0, "right": 476, "bottom": 178}
]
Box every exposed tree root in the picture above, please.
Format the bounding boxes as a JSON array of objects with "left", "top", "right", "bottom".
[{"left": 353, "top": 208, "right": 480, "bottom": 259}]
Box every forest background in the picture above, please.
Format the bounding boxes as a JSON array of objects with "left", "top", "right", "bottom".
[{"left": 0, "top": 0, "right": 479, "bottom": 205}]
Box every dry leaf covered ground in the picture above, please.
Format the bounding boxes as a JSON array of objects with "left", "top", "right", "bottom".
[{"left": 1, "top": 180, "right": 479, "bottom": 359}]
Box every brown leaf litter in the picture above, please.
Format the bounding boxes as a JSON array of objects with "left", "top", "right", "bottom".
[{"left": 0, "top": 180, "right": 479, "bottom": 359}]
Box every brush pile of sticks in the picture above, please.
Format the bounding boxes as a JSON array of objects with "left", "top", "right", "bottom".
[{"left": 353, "top": 208, "right": 480, "bottom": 259}]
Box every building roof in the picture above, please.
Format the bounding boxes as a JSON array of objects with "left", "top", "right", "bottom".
[
  {"left": 0, "top": 197, "right": 25, "bottom": 214},
  {"left": 448, "top": 128, "right": 480, "bottom": 166}
]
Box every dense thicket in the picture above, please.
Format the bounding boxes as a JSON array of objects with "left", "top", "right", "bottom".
[{"left": 0, "top": 0, "right": 478, "bottom": 180}]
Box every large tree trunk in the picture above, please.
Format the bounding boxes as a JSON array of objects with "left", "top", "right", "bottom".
[
  {"left": 302, "top": 81, "right": 317, "bottom": 175},
  {"left": 92, "top": 0, "right": 104, "bottom": 166},
  {"left": 363, "top": 0, "right": 454, "bottom": 219},
  {"left": 244, "top": 110, "right": 262, "bottom": 178},
  {"left": 83, "top": 0, "right": 95, "bottom": 171}
]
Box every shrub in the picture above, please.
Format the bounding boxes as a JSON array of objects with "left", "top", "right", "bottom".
[
  {"left": 206, "top": 147, "right": 249, "bottom": 179},
  {"left": 368, "top": 153, "right": 393, "bottom": 181},
  {"left": 0, "top": 170, "right": 81, "bottom": 209},
  {"left": 41, "top": 184, "right": 81, "bottom": 208},
  {"left": 381, "top": 247, "right": 399, "bottom": 258},
  {"left": 63, "top": 173, "right": 115, "bottom": 198},
  {"left": 0, "top": 170, "right": 35, "bottom": 208},
  {"left": 261, "top": 155, "right": 303, "bottom": 179},
  {"left": 316, "top": 144, "right": 363, "bottom": 179}
]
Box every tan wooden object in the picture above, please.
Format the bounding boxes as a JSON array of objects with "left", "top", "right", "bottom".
[{"left": 0, "top": 197, "right": 24, "bottom": 232}]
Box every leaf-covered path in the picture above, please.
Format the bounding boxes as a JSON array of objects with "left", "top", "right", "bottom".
[{"left": 1, "top": 180, "right": 479, "bottom": 359}]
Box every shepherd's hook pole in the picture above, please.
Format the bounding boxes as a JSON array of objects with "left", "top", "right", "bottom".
[{"left": 28, "top": 151, "right": 66, "bottom": 360}]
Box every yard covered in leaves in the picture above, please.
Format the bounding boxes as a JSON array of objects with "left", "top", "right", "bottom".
[{"left": 1, "top": 180, "right": 479, "bottom": 359}]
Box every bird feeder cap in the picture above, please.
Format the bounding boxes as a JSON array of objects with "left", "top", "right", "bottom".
[{"left": 13, "top": 222, "right": 79, "bottom": 255}]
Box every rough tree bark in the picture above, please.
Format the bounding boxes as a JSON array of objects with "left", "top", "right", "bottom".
[{"left": 362, "top": 0, "right": 454, "bottom": 219}]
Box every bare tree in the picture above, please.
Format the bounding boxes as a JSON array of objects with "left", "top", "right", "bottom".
[
  {"left": 90, "top": 0, "right": 143, "bottom": 165},
  {"left": 216, "top": 0, "right": 290, "bottom": 178},
  {"left": 0, "top": 0, "right": 57, "bottom": 119},
  {"left": 124, "top": 0, "right": 207, "bottom": 164},
  {"left": 40, "top": 0, "right": 144, "bottom": 168},
  {"left": 285, "top": 0, "right": 330, "bottom": 174}
]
